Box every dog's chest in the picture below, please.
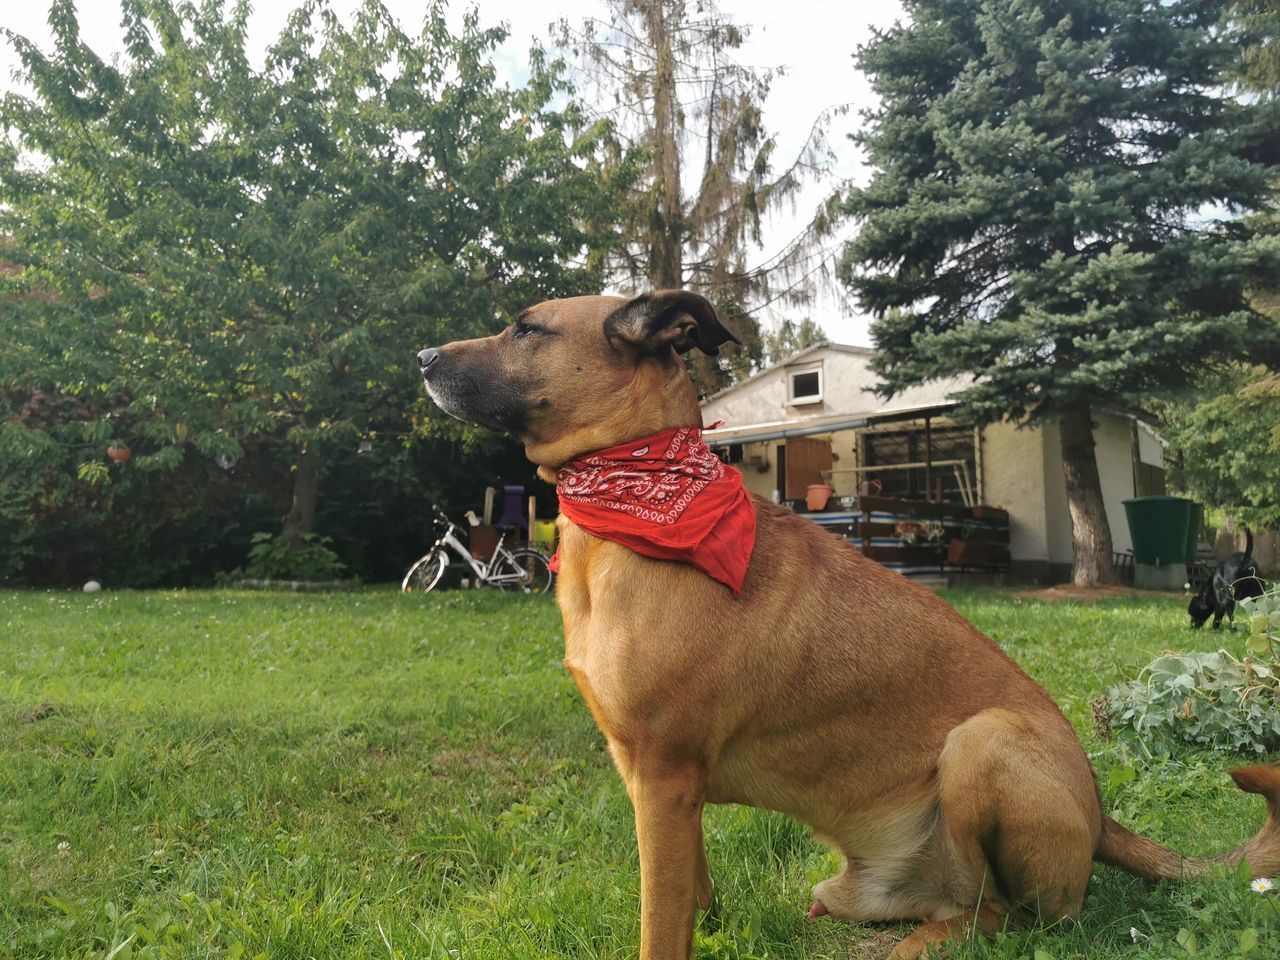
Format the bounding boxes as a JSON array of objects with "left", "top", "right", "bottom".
[{"left": 554, "top": 536, "right": 691, "bottom": 748}]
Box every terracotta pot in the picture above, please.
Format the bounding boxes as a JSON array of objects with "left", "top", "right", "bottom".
[
  {"left": 106, "top": 445, "right": 132, "bottom": 463},
  {"left": 805, "top": 483, "right": 835, "bottom": 512}
]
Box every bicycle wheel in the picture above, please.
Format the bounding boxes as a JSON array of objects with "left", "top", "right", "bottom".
[
  {"left": 402, "top": 549, "right": 449, "bottom": 594},
  {"left": 495, "top": 548, "right": 554, "bottom": 594}
]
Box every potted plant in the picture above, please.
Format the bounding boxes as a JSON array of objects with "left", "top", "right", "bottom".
[{"left": 106, "top": 445, "right": 132, "bottom": 463}]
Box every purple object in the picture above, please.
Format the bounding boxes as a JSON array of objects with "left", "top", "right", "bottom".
[{"left": 496, "top": 484, "right": 528, "bottom": 529}]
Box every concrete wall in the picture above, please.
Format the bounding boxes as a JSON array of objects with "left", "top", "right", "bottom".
[
  {"left": 736, "top": 440, "right": 779, "bottom": 500},
  {"left": 730, "top": 428, "right": 862, "bottom": 501},
  {"left": 1137, "top": 421, "right": 1164, "bottom": 468},
  {"left": 980, "top": 420, "right": 1049, "bottom": 566},
  {"left": 977, "top": 412, "right": 1145, "bottom": 577},
  {"left": 828, "top": 427, "right": 860, "bottom": 497}
]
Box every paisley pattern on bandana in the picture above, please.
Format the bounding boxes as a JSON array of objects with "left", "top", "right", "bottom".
[
  {"left": 555, "top": 428, "right": 726, "bottom": 525},
  {"left": 552, "top": 425, "right": 757, "bottom": 593}
]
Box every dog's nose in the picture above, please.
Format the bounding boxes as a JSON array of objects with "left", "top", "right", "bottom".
[{"left": 417, "top": 348, "right": 442, "bottom": 374}]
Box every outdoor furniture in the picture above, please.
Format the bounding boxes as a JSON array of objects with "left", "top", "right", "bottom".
[{"left": 495, "top": 484, "right": 528, "bottom": 531}]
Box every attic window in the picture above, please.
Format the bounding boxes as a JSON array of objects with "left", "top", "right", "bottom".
[{"left": 788, "top": 368, "right": 823, "bottom": 405}]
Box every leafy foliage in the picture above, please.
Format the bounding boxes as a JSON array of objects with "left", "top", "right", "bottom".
[
  {"left": 240, "top": 532, "right": 347, "bottom": 582},
  {"left": 0, "top": 0, "right": 626, "bottom": 582},
  {"left": 1233, "top": 0, "right": 1280, "bottom": 89},
  {"left": 1163, "top": 367, "right": 1280, "bottom": 529},
  {"left": 1096, "top": 588, "right": 1280, "bottom": 758},
  {"left": 761, "top": 317, "right": 828, "bottom": 366},
  {"left": 845, "top": 0, "right": 1280, "bottom": 425}
]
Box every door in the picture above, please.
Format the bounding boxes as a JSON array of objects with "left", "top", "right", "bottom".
[{"left": 784, "top": 437, "right": 833, "bottom": 500}]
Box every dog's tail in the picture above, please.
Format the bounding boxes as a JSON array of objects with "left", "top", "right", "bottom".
[
  {"left": 1095, "top": 765, "right": 1280, "bottom": 880},
  {"left": 1243, "top": 526, "right": 1254, "bottom": 560}
]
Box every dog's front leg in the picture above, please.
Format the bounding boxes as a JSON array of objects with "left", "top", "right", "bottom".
[{"left": 629, "top": 760, "right": 708, "bottom": 960}]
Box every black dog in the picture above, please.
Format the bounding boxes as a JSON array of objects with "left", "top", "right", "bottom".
[{"left": 1188, "top": 528, "right": 1265, "bottom": 629}]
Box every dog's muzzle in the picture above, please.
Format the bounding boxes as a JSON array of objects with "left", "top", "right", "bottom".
[{"left": 417, "top": 348, "right": 442, "bottom": 377}]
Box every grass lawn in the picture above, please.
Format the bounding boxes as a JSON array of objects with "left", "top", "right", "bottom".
[{"left": 2, "top": 586, "right": 1278, "bottom": 959}]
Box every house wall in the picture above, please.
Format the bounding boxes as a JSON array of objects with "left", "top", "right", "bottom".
[
  {"left": 701, "top": 346, "right": 966, "bottom": 428},
  {"left": 730, "top": 429, "right": 862, "bottom": 501},
  {"left": 1040, "top": 414, "right": 1139, "bottom": 567},
  {"left": 737, "top": 440, "right": 779, "bottom": 500},
  {"left": 828, "top": 428, "right": 860, "bottom": 497},
  {"left": 978, "top": 413, "right": 1142, "bottom": 579},
  {"left": 1137, "top": 421, "right": 1164, "bottom": 468},
  {"left": 980, "top": 420, "right": 1049, "bottom": 569},
  {"left": 703, "top": 344, "right": 1161, "bottom": 583}
]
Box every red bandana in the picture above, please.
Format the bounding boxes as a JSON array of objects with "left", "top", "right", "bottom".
[{"left": 549, "top": 426, "right": 757, "bottom": 593}]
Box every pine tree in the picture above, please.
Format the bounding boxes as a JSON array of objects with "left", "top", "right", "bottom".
[{"left": 843, "top": 0, "right": 1280, "bottom": 585}]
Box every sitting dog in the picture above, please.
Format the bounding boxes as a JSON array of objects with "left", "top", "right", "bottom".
[
  {"left": 418, "top": 291, "right": 1280, "bottom": 960},
  {"left": 1189, "top": 528, "right": 1265, "bottom": 629}
]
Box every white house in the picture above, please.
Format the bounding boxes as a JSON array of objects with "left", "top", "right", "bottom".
[{"left": 701, "top": 343, "right": 1165, "bottom": 582}]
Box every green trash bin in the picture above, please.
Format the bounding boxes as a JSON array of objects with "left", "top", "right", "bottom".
[{"left": 1122, "top": 496, "right": 1201, "bottom": 589}]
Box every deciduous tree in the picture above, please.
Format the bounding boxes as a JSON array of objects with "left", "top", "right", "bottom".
[
  {"left": 1, "top": 0, "right": 622, "bottom": 551},
  {"left": 557, "top": 0, "right": 842, "bottom": 394}
]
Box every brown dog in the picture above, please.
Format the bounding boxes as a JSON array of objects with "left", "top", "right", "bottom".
[{"left": 418, "top": 290, "right": 1280, "bottom": 960}]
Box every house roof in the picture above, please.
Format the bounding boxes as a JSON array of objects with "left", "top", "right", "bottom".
[
  {"left": 704, "top": 342, "right": 873, "bottom": 403},
  {"left": 703, "top": 401, "right": 959, "bottom": 446}
]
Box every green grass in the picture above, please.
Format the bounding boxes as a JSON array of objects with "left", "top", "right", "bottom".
[{"left": 1, "top": 586, "right": 1278, "bottom": 959}]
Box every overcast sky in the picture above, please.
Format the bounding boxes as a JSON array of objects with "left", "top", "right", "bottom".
[{"left": 1, "top": 1, "right": 907, "bottom": 344}]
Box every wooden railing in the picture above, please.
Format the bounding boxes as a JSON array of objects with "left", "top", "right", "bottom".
[{"left": 797, "top": 494, "right": 1010, "bottom": 576}]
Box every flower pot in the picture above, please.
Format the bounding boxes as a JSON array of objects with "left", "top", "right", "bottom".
[
  {"left": 805, "top": 483, "right": 835, "bottom": 512},
  {"left": 106, "top": 445, "right": 132, "bottom": 463}
]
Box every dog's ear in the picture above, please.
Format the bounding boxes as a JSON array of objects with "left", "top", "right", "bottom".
[{"left": 603, "top": 290, "right": 741, "bottom": 356}]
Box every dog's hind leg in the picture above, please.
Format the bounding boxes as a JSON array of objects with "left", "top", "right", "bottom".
[
  {"left": 888, "top": 903, "right": 1009, "bottom": 960},
  {"left": 809, "top": 794, "right": 944, "bottom": 923},
  {"left": 884, "top": 709, "right": 1099, "bottom": 959}
]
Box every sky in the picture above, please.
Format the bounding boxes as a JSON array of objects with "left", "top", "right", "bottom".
[{"left": 0, "top": 1, "right": 907, "bottom": 345}]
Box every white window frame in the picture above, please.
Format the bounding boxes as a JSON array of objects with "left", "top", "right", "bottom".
[{"left": 787, "top": 366, "right": 823, "bottom": 405}]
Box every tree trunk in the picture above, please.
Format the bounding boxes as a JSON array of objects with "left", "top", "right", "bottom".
[
  {"left": 282, "top": 443, "right": 320, "bottom": 548},
  {"left": 644, "top": 3, "right": 684, "bottom": 289},
  {"left": 1058, "top": 399, "right": 1116, "bottom": 586}
]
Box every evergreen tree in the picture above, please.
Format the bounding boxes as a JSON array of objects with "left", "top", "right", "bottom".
[
  {"left": 1159, "top": 3, "right": 1280, "bottom": 532},
  {"left": 843, "top": 0, "right": 1280, "bottom": 584}
]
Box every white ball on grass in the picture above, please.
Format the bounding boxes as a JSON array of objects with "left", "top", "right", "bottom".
[{"left": 82, "top": 580, "right": 102, "bottom": 593}]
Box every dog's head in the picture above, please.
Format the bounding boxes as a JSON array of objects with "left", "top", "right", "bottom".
[
  {"left": 417, "top": 291, "right": 739, "bottom": 470},
  {"left": 1187, "top": 589, "right": 1214, "bottom": 629}
]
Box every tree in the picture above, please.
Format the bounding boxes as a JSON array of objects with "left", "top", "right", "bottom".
[
  {"left": 842, "top": 0, "right": 1280, "bottom": 585},
  {"left": 556, "top": 0, "right": 842, "bottom": 394},
  {"left": 1158, "top": 2, "right": 1280, "bottom": 531},
  {"left": 1, "top": 0, "right": 623, "bottom": 552},
  {"left": 1162, "top": 367, "right": 1280, "bottom": 531},
  {"left": 1233, "top": 0, "right": 1280, "bottom": 88},
  {"left": 762, "top": 317, "right": 827, "bottom": 365}
]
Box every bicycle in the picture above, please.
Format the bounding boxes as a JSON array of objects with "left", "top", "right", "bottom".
[{"left": 401, "top": 504, "right": 553, "bottom": 594}]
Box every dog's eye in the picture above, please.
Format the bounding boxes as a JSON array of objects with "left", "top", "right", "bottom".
[{"left": 513, "top": 320, "right": 536, "bottom": 340}]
